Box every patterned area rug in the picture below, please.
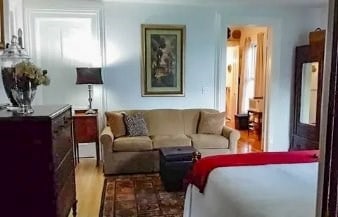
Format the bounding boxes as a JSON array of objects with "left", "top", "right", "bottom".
[{"left": 99, "top": 173, "right": 185, "bottom": 217}]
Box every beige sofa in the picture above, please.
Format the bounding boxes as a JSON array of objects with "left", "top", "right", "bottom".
[{"left": 100, "top": 109, "right": 240, "bottom": 175}]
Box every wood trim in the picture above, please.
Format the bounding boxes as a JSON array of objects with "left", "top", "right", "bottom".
[
  {"left": 0, "top": 0, "right": 4, "bottom": 49},
  {"left": 321, "top": 0, "right": 338, "bottom": 216}
]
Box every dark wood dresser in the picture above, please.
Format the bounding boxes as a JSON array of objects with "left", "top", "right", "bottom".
[{"left": 0, "top": 105, "right": 77, "bottom": 217}]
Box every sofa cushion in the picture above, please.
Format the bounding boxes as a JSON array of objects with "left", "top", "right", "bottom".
[
  {"left": 124, "top": 113, "right": 149, "bottom": 136},
  {"left": 105, "top": 112, "right": 126, "bottom": 138},
  {"left": 189, "top": 134, "right": 229, "bottom": 149},
  {"left": 183, "top": 109, "right": 219, "bottom": 135},
  {"left": 144, "top": 109, "right": 185, "bottom": 136},
  {"left": 198, "top": 111, "right": 225, "bottom": 135},
  {"left": 113, "top": 136, "right": 153, "bottom": 152},
  {"left": 198, "top": 148, "right": 231, "bottom": 157},
  {"left": 152, "top": 134, "right": 191, "bottom": 149}
]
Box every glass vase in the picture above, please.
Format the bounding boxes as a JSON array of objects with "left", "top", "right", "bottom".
[
  {"left": 11, "top": 82, "right": 37, "bottom": 114},
  {"left": 1, "top": 67, "right": 18, "bottom": 106},
  {"left": 0, "top": 35, "right": 30, "bottom": 106}
]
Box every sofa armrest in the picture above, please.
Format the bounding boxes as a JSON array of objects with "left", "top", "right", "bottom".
[
  {"left": 100, "top": 126, "right": 115, "bottom": 152},
  {"left": 222, "top": 126, "right": 240, "bottom": 153}
]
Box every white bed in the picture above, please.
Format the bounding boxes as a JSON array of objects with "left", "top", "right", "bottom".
[{"left": 184, "top": 162, "right": 318, "bottom": 217}]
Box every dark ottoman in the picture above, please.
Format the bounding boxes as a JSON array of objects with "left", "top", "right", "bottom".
[
  {"left": 159, "top": 146, "right": 196, "bottom": 191},
  {"left": 235, "top": 113, "right": 249, "bottom": 130}
]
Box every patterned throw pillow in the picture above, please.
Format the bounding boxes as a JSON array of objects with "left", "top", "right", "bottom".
[
  {"left": 198, "top": 111, "right": 225, "bottom": 135},
  {"left": 124, "top": 113, "right": 149, "bottom": 136}
]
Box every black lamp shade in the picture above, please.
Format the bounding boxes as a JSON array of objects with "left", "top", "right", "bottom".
[{"left": 76, "top": 67, "right": 103, "bottom": 84}]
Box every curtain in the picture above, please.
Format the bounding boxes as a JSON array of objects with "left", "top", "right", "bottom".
[
  {"left": 254, "top": 32, "right": 265, "bottom": 98},
  {"left": 239, "top": 37, "right": 252, "bottom": 113}
]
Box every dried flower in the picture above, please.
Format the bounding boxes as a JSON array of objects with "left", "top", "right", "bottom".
[{"left": 14, "top": 61, "right": 50, "bottom": 89}]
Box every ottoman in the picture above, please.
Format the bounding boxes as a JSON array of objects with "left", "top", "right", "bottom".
[
  {"left": 159, "top": 146, "right": 196, "bottom": 191},
  {"left": 235, "top": 113, "right": 249, "bottom": 130}
]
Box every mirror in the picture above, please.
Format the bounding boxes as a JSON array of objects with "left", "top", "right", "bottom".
[{"left": 300, "top": 62, "right": 319, "bottom": 125}]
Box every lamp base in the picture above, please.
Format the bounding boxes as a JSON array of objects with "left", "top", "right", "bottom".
[{"left": 85, "top": 109, "right": 97, "bottom": 114}]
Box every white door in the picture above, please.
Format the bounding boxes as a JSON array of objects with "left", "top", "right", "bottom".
[
  {"left": 29, "top": 12, "right": 102, "bottom": 107},
  {"left": 226, "top": 46, "right": 240, "bottom": 121},
  {"left": 29, "top": 11, "right": 102, "bottom": 157}
]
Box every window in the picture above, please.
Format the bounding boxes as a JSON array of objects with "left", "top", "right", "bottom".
[{"left": 242, "top": 44, "right": 257, "bottom": 112}]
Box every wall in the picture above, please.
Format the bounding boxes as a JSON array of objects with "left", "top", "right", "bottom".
[
  {"left": 103, "top": 2, "right": 327, "bottom": 151},
  {"left": 103, "top": 3, "right": 216, "bottom": 110},
  {"left": 214, "top": 6, "right": 327, "bottom": 151},
  {"left": 14, "top": 0, "right": 328, "bottom": 152}
]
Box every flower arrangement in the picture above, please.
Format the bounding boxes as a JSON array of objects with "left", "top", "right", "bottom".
[{"left": 14, "top": 61, "right": 50, "bottom": 90}]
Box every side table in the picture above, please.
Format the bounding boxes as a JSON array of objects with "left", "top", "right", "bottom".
[
  {"left": 73, "top": 109, "right": 100, "bottom": 166},
  {"left": 248, "top": 110, "right": 263, "bottom": 141}
]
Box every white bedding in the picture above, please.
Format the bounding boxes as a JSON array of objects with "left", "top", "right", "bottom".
[{"left": 183, "top": 163, "right": 318, "bottom": 217}]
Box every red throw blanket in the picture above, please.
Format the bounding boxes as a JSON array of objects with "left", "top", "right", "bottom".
[{"left": 186, "top": 150, "right": 319, "bottom": 193}]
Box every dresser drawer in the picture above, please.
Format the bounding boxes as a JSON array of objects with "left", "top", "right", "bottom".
[
  {"left": 52, "top": 109, "right": 72, "bottom": 168},
  {"left": 55, "top": 149, "right": 74, "bottom": 195},
  {"left": 56, "top": 171, "right": 76, "bottom": 217}
]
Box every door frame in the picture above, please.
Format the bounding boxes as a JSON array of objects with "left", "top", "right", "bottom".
[
  {"left": 225, "top": 45, "right": 240, "bottom": 122},
  {"left": 217, "top": 19, "right": 275, "bottom": 152},
  {"left": 316, "top": 0, "right": 338, "bottom": 215}
]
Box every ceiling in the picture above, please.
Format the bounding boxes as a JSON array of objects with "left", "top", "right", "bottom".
[{"left": 101, "top": 0, "right": 328, "bottom": 7}]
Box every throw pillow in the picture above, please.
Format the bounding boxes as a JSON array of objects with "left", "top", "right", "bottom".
[
  {"left": 198, "top": 111, "right": 225, "bottom": 135},
  {"left": 105, "top": 112, "right": 126, "bottom": 138},
  {"left": 124, "top": 113, "right": 149, "bottom": 136}
]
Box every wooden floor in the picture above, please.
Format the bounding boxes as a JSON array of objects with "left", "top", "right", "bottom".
[
  {"left": 226, "top": 119, "right": 262, "bottom": 153},
  {"left": 69, "top": 159, "right": 104, "bottom": 217},
  {"left": 71, "top": 132, "right": 261, "bottom": 217},
  {"left": 237, "top": 130, "right": 262, "bottom": 153}
]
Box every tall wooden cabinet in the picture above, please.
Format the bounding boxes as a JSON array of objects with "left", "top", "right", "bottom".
[
  {"left": 290, "top": 32, "right": 325, "bottom": 150},
  {"left": 0, "top": 105, "right": 77, "bottom": 217}
]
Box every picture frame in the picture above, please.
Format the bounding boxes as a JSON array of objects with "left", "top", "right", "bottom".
[{"left": 141, "top": 24, "right": 185, "bottom": 96}]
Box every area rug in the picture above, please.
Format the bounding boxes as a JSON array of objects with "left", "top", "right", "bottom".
[{"left": 99, "top": 173, "right": 184, "bottom": 217}]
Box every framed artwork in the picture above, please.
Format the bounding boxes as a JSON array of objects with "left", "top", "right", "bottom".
[
  {"left": 0, "top": 0, "right": 4, "bottom": 49},
  {"left": 141, "top": 24, "right": 185, "bottom": 96}
]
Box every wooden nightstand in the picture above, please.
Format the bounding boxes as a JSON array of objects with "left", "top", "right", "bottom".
[{"left": 73, "top": 109, "right": 100, "bottom": 166}]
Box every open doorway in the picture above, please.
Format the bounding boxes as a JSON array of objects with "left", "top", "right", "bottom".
[{"left": 225, "top": 25, "right": 269, "bottom": 153}]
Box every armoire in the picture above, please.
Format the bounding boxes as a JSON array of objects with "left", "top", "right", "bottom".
[{"left": 290, "top": 29, "right": 325, "bottom": 150}]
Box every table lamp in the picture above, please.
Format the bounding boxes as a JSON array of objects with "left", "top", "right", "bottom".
[{"left": 76, "top": 67, "right": 103, "bottom": 114}]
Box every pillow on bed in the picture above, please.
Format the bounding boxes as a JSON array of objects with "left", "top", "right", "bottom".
[
  {"left": 124, "top": 113, "right": 149, "bottom": 136},
  {"left": 105, "top": 112, "right": 126, "bottom": 138},
  {"left": 198, "top": 111, "right": 225, "bottom": 135}
]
